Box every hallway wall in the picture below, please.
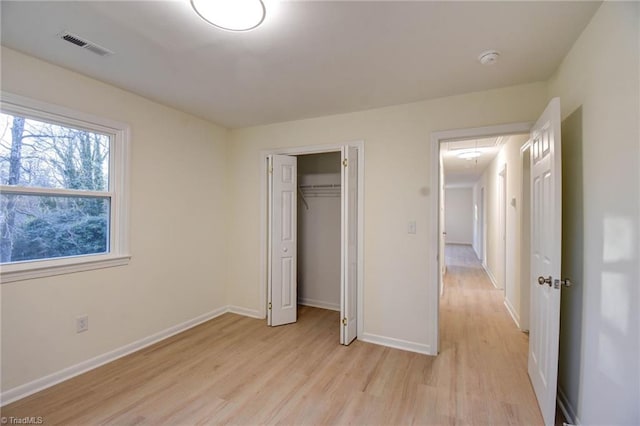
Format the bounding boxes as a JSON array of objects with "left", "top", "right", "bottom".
[
  {"left": 444, "top": 188, "right": 473, "bottom": 245},
  {"left": 473, "top": 134, "right": 528, "bottom": 325}
]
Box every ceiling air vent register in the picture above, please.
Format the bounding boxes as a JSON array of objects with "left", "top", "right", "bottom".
[{"left": 58, "top": 31, "right": 114, "bottom": 57}]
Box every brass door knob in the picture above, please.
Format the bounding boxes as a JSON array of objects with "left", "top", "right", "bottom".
[{"left": 538, "top": 276, "right": 552, "bottom": 286}]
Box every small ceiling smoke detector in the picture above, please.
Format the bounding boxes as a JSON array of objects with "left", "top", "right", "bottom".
[{"left": 478, "top": 50, "right": 500, "bottom": 65}]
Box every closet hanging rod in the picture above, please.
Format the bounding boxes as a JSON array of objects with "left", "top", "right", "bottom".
[
  {"left": 298, "top": 183, "right": 341, "bottom": 189},
  {"left": 301, "top": 193, "right": 340, "bottom": 198}
]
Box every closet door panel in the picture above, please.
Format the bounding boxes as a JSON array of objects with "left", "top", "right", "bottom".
[
  {"left": 268, "top": 154, "right": 297, "bottom": 326},
  {"left": 341, "top": 146, "right": 358, "bottom": 345}
]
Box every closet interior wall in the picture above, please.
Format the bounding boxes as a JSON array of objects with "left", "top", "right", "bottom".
[{"left": 297, "top": 152, "right": 341, "bottom": 311}]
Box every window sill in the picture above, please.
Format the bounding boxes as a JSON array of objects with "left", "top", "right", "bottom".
[{"left": 1, "top": 254, "right": 131, "bottom": 284}]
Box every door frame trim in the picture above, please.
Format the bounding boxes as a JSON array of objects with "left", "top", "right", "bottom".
[
  {"left": 429, "top": 122, "right": 531, "bottom": 354},
  {"left": 518, "top": 140, "right": 532, "bottom": 332},
  {"left": 259, "top": 141, "right": 365, "bottom": 339},
  {"left": 499, "top": 164, "right": 507, "bottom": 294}
]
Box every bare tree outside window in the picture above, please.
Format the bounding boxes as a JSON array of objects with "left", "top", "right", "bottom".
[{"left": 0, "top": 112, "right": 110, "bottom": 263}]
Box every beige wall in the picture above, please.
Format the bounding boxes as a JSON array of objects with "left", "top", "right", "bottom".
[
  {"left": 475, "top": 147, "right": 501, "bottom": 287},
  {"left": 444, "top": 188, "right": 473, "bottom": 245},
  {"left": 502, "top": 135, "right": 529, "bottom": 327},
  {"left": 474, "top": 134, "right": 528, "bottom": 304},
  {"left": 0, "top": 47, "right": 230, "bottom": 391},
  {"left": 547, "top": 2, "right": 640, "bottom": 424},
  {"left": 227, "top": 83, "right": 548, "bottom": 349}
]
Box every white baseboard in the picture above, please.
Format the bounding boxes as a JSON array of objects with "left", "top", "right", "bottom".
[
  {"left": 0, "top": 305, "right": 262, "bottom": 406},
  {"left": 483, "top": 263, "right": 501, "bottom": 289},
  {"left": 558, "top": 386, "right": 580, "bottom": 425},
  {"left": 227, "top": 305, "right": 263, "bottom": 319},
  {"left": 360, "top": 333, "right": 434, "bottom": 356},
  {"left": 298, "top": 298, "right": 340, "bottom": 312},
  {"left": 472, "top": 244, "right": 481, "bottom": 260},
  {"left": 503, "top": 298, "right": 520, "bottom": 328}
]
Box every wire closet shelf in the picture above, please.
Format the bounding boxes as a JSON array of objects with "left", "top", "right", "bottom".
[{"left": 298, "top": 183, "right": 341, "bottom": 197}]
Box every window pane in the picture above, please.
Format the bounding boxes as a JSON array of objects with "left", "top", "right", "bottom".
[
  {"left": 0, "top": 194, "right": 110, "bottom": 263},
  {"left": 0, "top": 112, "right": 110, "bottom": 191}
]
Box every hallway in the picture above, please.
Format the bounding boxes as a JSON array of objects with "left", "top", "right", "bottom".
[{"left": 439, "top": 243, "right": 543, "bottom": 424}]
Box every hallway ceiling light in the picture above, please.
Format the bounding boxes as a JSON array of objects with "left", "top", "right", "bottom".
[
  {"left": 191, "top": 0, "right": 266, "bottom": 32},
  {"left": 456, "top": 150, "right": 482, "bottom": 160}
]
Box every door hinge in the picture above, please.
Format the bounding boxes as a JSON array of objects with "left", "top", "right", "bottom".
[
  {"left": 342, "top": 317, "right": 347, "bottom": 326},
  {"left": 268, "top": 166, "right": 273, "bottom": 174},
  {"left": 342, "top": 159, "right": 348, "bottom": 168},
  {"left": 268, "top": 302, "right": 272, "bottom": 310}
]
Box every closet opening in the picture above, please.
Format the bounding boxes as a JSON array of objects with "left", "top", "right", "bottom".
[
  {"left": 296, "top": 152, "right": 342, "bottom": 317},
  {"left": 261, "top": 142, "right": 364, "bottom": 346}
]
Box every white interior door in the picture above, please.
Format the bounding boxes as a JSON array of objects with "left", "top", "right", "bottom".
[
  {"left": 268, "top": 154, "right": 297, "bottom": 327},
  {"left": 528, "top": 97, "right": 562, "bottom": 426},
  {"left": 340, "top": 146, "right": 358, "bottom": 345},
  {"left": 479, "top": 187, "right": 484, "bottom": 261},
  {"left": 520, "top": 148, "right": 531, "bottom": 332}
]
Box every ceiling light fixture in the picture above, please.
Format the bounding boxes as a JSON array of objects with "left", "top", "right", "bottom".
[
  {"left": 191, "top": 0, "right": 266, "bottom": 32},
  {"left": 457, "top": 151, "right": 482, "bottom": 160}
]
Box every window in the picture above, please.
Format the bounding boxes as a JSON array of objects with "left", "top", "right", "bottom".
[{"left": 0, "top": 93, "right": 130, "bottom": 283}]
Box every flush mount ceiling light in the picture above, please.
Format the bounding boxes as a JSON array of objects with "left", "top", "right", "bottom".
[
  {"left": 191, "top": 0, "right": 266, "bottom": 32},
  {"left": 457, "top": 150, "right": 482, "bottom": 160}
]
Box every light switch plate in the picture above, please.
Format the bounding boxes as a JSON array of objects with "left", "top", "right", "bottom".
[{"left": 408, "top": 221, "right": 417, "bottom": 234}]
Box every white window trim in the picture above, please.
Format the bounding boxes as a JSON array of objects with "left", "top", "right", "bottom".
[{"left": 0, "top": 92, "right": 131, "bottom": 283}]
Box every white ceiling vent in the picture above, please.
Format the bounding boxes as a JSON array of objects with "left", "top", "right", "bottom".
[{"left": 58, "top": 31, "right": 113, "bottom": 57}]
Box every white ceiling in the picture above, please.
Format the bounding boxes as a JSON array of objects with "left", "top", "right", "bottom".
[
  {"left": 0, "top": 1, "right": 600, "bottom": 128},
  {"left": 442, "top": 137, "right": 503, "bottom": 188}
]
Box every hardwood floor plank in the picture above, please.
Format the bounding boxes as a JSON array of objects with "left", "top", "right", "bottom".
[{"left": 2, "top": 245, "right": 542, "bottom": 425}]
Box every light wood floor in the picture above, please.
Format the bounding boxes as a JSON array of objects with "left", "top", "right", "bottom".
[{"left": 2, "top": 245, "right": 542, "bottom": 425}]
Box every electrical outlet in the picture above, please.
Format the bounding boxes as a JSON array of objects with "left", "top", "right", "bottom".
[{"left": 76, "top": 315, "right": 89, "bottom": 333}]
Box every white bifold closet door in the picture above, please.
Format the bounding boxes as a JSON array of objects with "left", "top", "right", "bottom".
[
  {"left": 341, "top": 146, "right": 358, "bottom": 345},
  {"left": 267, "top": 154, "right": 297, "bottom": 326},
  {"left": 268, "top": 148, "right": 359, "bottom": 346}
]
